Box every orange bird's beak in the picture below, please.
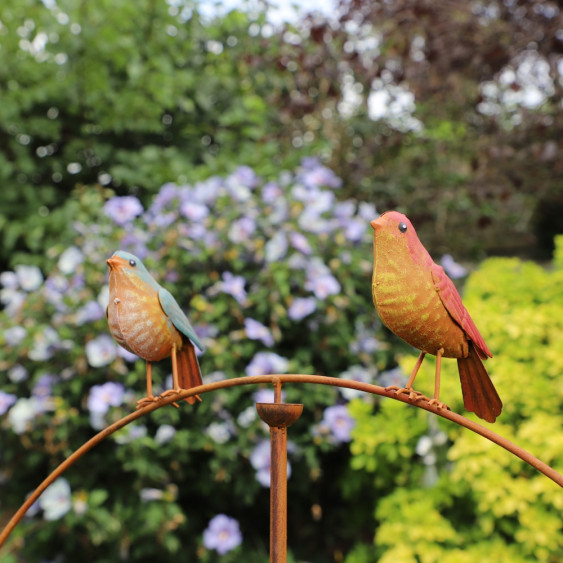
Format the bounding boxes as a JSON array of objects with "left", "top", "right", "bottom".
[{"left": 370, "top": 218, "right": 381, "bottom": 231}]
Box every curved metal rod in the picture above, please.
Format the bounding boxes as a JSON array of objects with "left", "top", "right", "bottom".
[{"left": 1, "top": 373, "right": 562, "bottom": 548}]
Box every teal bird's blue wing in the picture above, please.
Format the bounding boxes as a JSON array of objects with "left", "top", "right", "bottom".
[{"left": 158, "top": 287, "right": 205, "bottom": 352}]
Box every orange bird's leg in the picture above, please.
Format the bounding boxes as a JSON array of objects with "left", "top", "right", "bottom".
[
  {"left": 159, "top": 344, "right": 181, "bottom": 408},
  {"left": 385, "top": 351, "right": 429, "bottom": 401},
  {"left": 429, "top": 348, "right": 450, "bottom": 411},
  {"left": 136, "top": 361, "right": 159, "bottom": 409}
]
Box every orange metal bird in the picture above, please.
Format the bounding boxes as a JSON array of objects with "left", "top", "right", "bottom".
[
  {"left": 106, "top": 250, "right": 204, "bottom": 408},
  {"left": 371, "top": 211, "right": 502, "bottom": 422}
]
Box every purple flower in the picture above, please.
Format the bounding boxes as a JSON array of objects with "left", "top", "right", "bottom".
[
  {"left": 7, "top": 397, "right": 45, "bottom": 433},
  {"left": 300, "top": 164, "right": 342, "bottom": 189},
  {"left": 289, "top": 232, "right": 312, "bottom": 255},
  {"left": 28, "top": 326, "right": 60, "bottom": 361},
  {"left": 4, "top": 326, "right": 26, "bottom": 347},
  {"left": 244, "top": 318, "right": 274, "bottom": 347},
  {"left": 441, "top": 254, "right": 468, "bottom": 279},
  {"left": 228, "top": 216, "right": 256, "bottom": 243},
  {"left": 358, "top": 202, "right": 377, "bottom": 221},
  {"left": 32, "top": 374, "right": 57, "bottom": 399},
  {"left": 229, "top": 165, "right": 260, "bottom": 189},
  {"left": 155, "top": 424, "right": 176, "bottom": 444},
  {"left": 262, "top": 182, "right": 282, "bottom": 204},
  {"left": 250, "top": 440, "right": 291, "bottom": 487},
  {"left": 342, "top": 218, "right": 366, "bottom": 242},
  {"left": 116, "top": 346, "right": 139, "bottom": 362},
  {"left": 203, "top": 514, "right": 243, "bottom": 555},
  {"left": 180, "top": 201, "right": 209, "bottom": 221},
  {"left": 253, "top": 388, "right": 285, "bottom": 404},
  {"left": 119, "top": 232, "right": 149, "bottom": 259},
  {"left": 104, "top": 196, "right": 144, "bottom": 226},
  {"left": 219, "top": 272, "right": 247, "bottom": 304},
  {"left": 305, "top": 273, "right": 341, "bottom": 300},
  {"left": 75, "top": 301, "right": 105, "bottom": 324},
  {"left": 338, "top": 365, "right": 375, "bottom": 400},
  {"left": 87, "top": 382, "right": 125, "bottom": 415},
  {"left": 287, "top": 297, "right": 317, "bottom": 321},
  {"left": 0, "top": 271, "right": 18, "bottom": 289},
  {"left": 265, "top": 231, "right": 288, "bottom": 262},
  {"left": 0, "top": 390, "right": 17, "bottom": 415},
  {"left": 150, "top": 183, "right": 179, "bottom": 214},
  {"left": 321, "top": 405, "right": 355, "bottom": 443},
  {"left": 245, "top": 352, "right": 289, "bottom": 377},
  {"left": 85, "top": 335, "right": 117, "bottom": 367}
]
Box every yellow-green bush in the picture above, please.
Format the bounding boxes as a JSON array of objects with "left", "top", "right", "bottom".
[{"left": 349, "top": 236, "right": 563, "bottom": 562}]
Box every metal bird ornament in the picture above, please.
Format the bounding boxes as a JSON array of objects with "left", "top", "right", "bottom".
[
  {"left": 106, "top": 250, "right": 204, "bottom": 408},
  {"left": 371, "top": 211, "right": 502, "bottom": 422}
]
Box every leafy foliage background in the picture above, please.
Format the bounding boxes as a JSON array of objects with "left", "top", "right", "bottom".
[{"left": 0, "top": 0, "right": 562, "bottom": 561}]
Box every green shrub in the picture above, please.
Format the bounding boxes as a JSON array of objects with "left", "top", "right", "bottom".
[{"left": 351, "top": 240, "right": 563, "bottom": 562}]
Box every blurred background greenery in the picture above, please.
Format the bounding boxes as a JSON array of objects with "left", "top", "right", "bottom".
[{"left": 0, "top": 0, "right": 562, "bottom": 561}]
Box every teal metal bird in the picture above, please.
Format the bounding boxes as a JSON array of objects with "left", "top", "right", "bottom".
[{"left": 106, "top": 250, "right": 205, "bottom": 408}]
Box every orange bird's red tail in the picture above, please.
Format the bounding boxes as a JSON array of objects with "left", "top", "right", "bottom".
[
  {"left": 177, "top": 339, "right": 203, "bottom": 405},
  {"left": 457, "top": 342, "right": 502, "bottom": 423}
]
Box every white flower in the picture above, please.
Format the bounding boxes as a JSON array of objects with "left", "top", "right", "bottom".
[
  {"left": 39, "top": 478, "right": 72, "bottom": 521},
  {"left": 58, "top": 246, "right": 84, "bottom": 274},
  {"left": 15, "top": 265, "right": 44, "bottom": 292}
]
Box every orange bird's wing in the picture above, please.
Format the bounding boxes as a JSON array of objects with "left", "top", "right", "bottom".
[{"left": 431, "top": 264, "right": 492, "bottom": 359}]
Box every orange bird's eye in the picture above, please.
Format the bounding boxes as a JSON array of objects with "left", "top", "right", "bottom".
[{"left": 398, "top": 222, "right": 407, "bottom": 233}]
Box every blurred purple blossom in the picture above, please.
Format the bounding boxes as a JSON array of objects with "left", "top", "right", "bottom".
[
  {"left": 0, "top": 289, "right": 25, "bottom": 315},
  {"left": 321, "top": 405, "right": 355, "bottom": 443},
  {"left": 244, "top": 318, "right": 274, "bottom": 347},
  {"left": 218, "top": 272, "right": 247, "bottom": 304},
  {"left": 58, "top": 246, "right": 84, "bottom": 275},
  {"left": 298, "top": 208, "right": 336, "bottom": 234},
  {"left": 229, "top": 165, "right": 260, "bottom": 189},
  {"left": 104, "top": 196, "right": 144, "bottom": 226},
  {"left": 119, "top": 232, "right": 149, "bottom": 259},
  {"left": 253, "top": 388, "right": 285, "bottom": 404},
  {"left": 289, "top": 232, "right": 312, "bottom": 255},
  {"left": 87, "top": 382, "right": 125, "bottom": 415},
  {"left": 338, "top": 365, "right": 376, "bottom": 400},
  {"left": 32, "top": 374, "right": 57, "bottom": 399},
  {"left": 265, "top": 231, "right": 288, "bottom": 262},
  {"left": 228, "top": 216, "right": 256, "bottom": 243},
  {"left": 378, "top": 367, "right": 406, "bottom": 389},
  {"left": 250, "top": 440, "right": 291, "bottom": 487},
  {"left": 262, "top": 182, "right": 282, "bottom": 204},
  {"left": 114, "top": 424, "right": 148, "bottom": 444},
  {"left": 0, "top": 390, "right": 17, "bottom": 415},
  {"left": 149, "top": 183, "right": 179, "bottom": 215},
  {"left": 75, "top": 300, "right": 105, "bottom": 325},
  {"left": 0, "top": 271, "right": 18, "bottom": 289},
  {"left": 4, "top": 326, "right": 26, "bottom": 347},
  {"left": 342, "top": 218, "right": 366, "bottom": 242},
  {"left": 85, "top": 335, "right": 117, "bottom": 367},
  {"left": 140, "top": 488, "right": 164, "bottom": 502},
  {"left": 44, "top": 275, "right": 70, "bottom": 311},
  {"left": 180, "top": 201, "right": 209, "bottom": 222},
  {"left": 116, "top": 346, "right": 139, "bottom": 362},
  {"left": 245, "top": 352, "right": 289, "bottom": 377},
  {"left": 441, "top": 254, "right": 468, "bottom": 279},
  {"left": 192, "top": 177, "right": 223, "bottom": 204},
  {"left": 299, "top": 163, "right": 342, "bottom": 189},
  {"left": 287, "top": 297, "right": 317, "bottom": 321},
  {"left": 305, "top": 273, "right": 341, "bottom": 300},
  {"left": 39, "top": 478, "right": 71, "bottom": 521},
  {"left": 358, "top": 202, "right": 378, "bottom": 221},
  {"left": 29, "top": 327, "right": 60, "bottom": 361},
  {"left": 15, "top": 265, "right": 44, "bottom": 292},
  {"left": 203, "top": 514, "right": 243, "bottom": 555}
]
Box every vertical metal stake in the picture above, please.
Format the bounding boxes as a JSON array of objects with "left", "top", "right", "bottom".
[{"left": 257, "top": 389, "right": 303, "bottom": 563}]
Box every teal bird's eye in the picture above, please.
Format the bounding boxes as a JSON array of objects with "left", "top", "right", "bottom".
[
  {"left": 398, "top": 222, "right": 407, "bottom": 233},
  {"left": 129, "top": 259, "right": 136, "bottom": 267}
]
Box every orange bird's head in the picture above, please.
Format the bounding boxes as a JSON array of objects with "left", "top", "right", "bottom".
[{"left": 370, "top": 211, "right": 432, "bottom": 268}]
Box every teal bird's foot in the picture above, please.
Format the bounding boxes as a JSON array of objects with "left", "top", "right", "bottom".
[{"left": 136, "top": 395, "right": 159, "bottom": 410}]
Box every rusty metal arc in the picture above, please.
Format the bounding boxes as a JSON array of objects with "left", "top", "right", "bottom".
[{"left": 1, "top": 373, "right": 562, "bottom": 552}]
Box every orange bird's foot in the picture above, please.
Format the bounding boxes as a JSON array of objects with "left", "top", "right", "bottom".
[
  {"left": 386, "top": 385, "right": 428, "bottom": 401},
  {"left": 428, "top": 398, "right": 451, "bottom": 412},
  {"left": 160, "top": 388, "right": 202, "bottom": 406},
  {"left": 136, "top": 395, "right": 159, "bottom": 409}
]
